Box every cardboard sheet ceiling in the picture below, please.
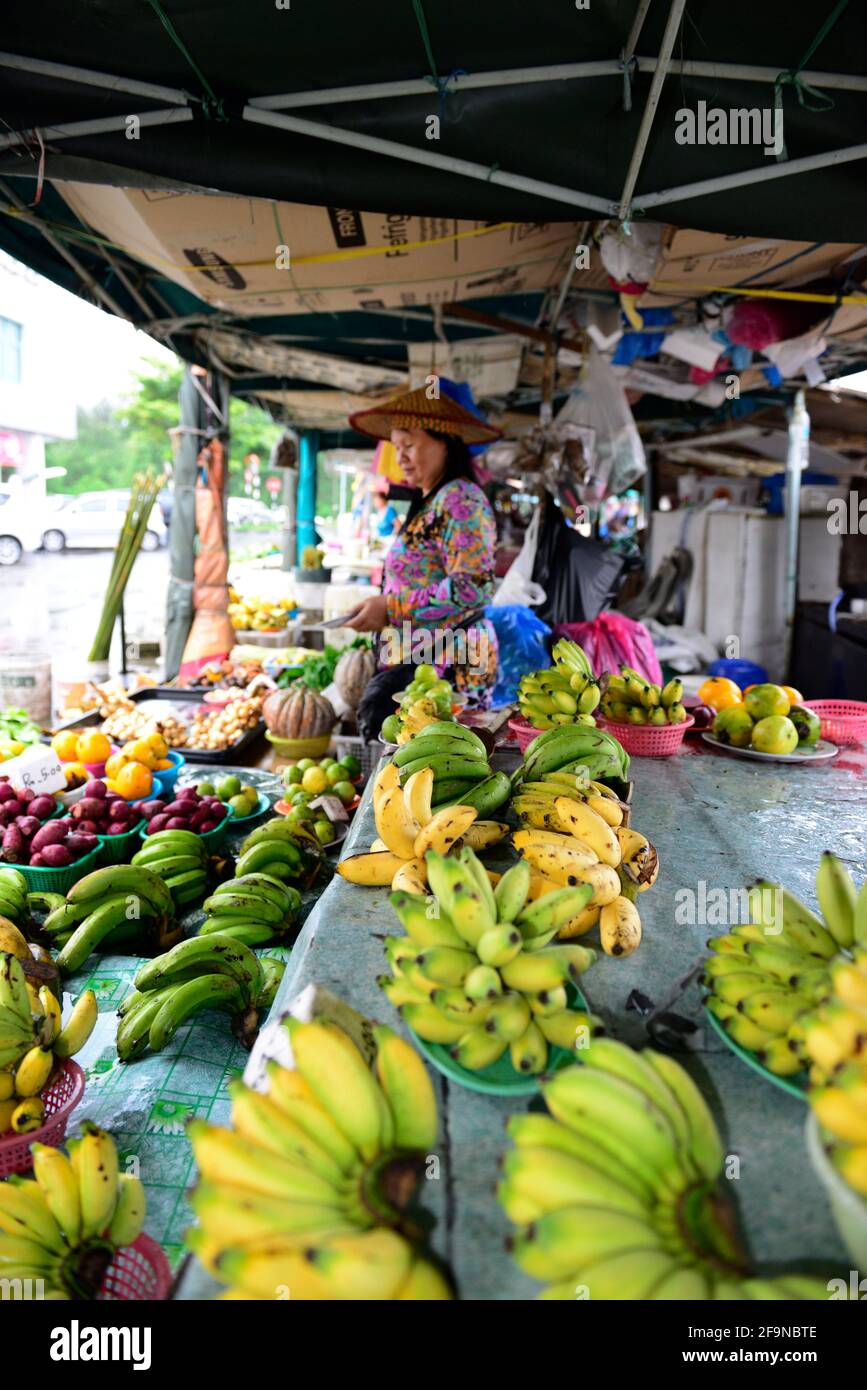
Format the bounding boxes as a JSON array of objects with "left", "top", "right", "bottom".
[{"left": 58, "top": 184, "right": 577, "bottom": 315}]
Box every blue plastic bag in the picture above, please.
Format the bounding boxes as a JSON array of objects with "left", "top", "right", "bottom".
[{"left": 484, "top": 605, "right": 551, "bottom": 706}]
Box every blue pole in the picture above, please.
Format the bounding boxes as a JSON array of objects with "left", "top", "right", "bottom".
[{"left": 296, "top": 429, "right": 319, "bottom": 561}]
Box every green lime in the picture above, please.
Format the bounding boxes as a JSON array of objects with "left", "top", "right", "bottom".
[
  {"left": 333, "top": 780, "right": 356, "bottom": 806},
  {"left": 381, "top": 714, "right": 400, "bottom": 743},
  {"left": 319, "top": 757, "right": 336, "bottom": 769},
  {"left": 289, "top": 788, "right": 310, "bottom": 804},
  {"left": 296, "top": 758, "right": 315, "bottom": 773},
  {"left": 339, "top": 754, "right": 361, "bottom": 777},
  {"left": 285, "top": 765, "right": 302, "bottom": 785},
  {"left": 326, "top": 764, "right": 344, "bottom": 787},
  {"left": 229, "top": 793, "right": 253, "bottom": 815},
  {"left": 289, "top": 804, "right": 314, "bottom": 823},
  {"left": 197, "top": 780, "right": 215, "bottom": 796},
  {"left": 218, "top": 774, "right": 241, "bottom": 799},
  {"left": 415, "top": 663, "right": 438, "bottom": 685},
  {"left": 314, "top": 819, "right": 333, "bottom": 846}
]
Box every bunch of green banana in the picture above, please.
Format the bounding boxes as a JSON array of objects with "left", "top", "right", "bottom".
[
  {"left": 234, "top": 816, "right": 317, "bottom": 885},
  {"left": 198, "top": 874, "right": 301, "bottom": 947},
  {"left": 390, "top": 720, "right": 509, "bottom": 814},
  {"left": 599, "top": 668, "right": 688, "bottom": 726},
  {"left": 379, "top": 848, "right": 598, "bottom": 1076},
  {"left": 703, "top": 861, "right": 866, "bottom": 1078},
  {"left": 0, "top": 1123, "right": 147, "bottom": 1300},
  {"left": 131, "top": 828, "right": 210, "bottom": 908},
  {"left": 515, "top": 724, "right": 630, "bottom": 791},
  {"left": 186, "top": 1017, "right": 452, "bottom": 1300},
  {"left": 0, "top": 867, "right": 28, "bottom": 927},
  {"left": 500, "top": 1037, "right": 830, "bottom": 1300},
  {"left": 43, "top": 865, "right": 174, "bottom": 974},
  {"left": 116, "top": 933, "right": 284, "bottom": 1060},
  {"left": 0, "top": 949, "right": 97, "bottom": 1135},
  {"left": 339, "top": 760, "right": 509, "bottom": 897}
]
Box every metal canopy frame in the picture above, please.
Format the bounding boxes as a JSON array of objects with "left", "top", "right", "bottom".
[{"left": 2, "top": 14, "right": 867, "bottom": 222}]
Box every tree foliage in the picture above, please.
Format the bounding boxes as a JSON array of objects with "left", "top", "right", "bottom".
[{"left": 46, "top": 356, "right": 283, "bottom": 496}]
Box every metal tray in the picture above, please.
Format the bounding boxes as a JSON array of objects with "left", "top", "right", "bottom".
[{"left": 51, "top": 687, "right": 266, "bottom": 765}]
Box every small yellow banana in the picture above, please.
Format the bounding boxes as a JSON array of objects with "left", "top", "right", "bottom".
[{"left": 600, "top": 897, "right": 642, "bottom": 957}]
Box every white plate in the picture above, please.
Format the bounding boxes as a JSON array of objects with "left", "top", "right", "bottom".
[{"left": 701, "top": 733, "right": 840, "bottom": 765}]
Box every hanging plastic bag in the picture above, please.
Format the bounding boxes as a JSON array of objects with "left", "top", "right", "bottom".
[
  {"left": 484, "top": 605, "right": 552, "bottom": 705},
  {"left": 491, "top": 507, "right": 546, "bottom": 607},
  {"left": 554, "top": 612, "right": 662, "bottom": 684},
  {"left": 555, "top": 350, "right": 646, "bottom": 496}
]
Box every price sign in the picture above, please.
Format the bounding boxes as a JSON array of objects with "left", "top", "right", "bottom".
[{"left": 1, "top": 744, "right": 65, "bottom": 794}]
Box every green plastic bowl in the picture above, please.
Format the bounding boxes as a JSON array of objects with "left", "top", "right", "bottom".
[
  {"left": 97, "top": 816, "right": 147, "bottom": 865},
  {"left": 406, "top": 982, "right": 590, "bottom": 1096},
  {"left": 704, "top": 1005, "right": 808, "bottom": 1102},
  {"left": 15, "top": 843, "right": 103, "bottom": 895}
]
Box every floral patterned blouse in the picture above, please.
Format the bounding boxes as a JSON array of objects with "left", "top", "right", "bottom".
[{"left": 381, "top": 478, "right": 499, "bottom": 706}]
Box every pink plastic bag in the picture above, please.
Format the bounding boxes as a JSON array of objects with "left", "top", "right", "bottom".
[{"left": 554, "top": 613, "right": 662, "bottom": 685}]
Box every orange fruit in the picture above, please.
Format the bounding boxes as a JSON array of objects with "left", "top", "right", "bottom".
[
  {"left": 125, "top": 738, "right": 157, "bottom": 769},
  {"left": 51, "top": 730, "right": 81, "bottom": 762},
  {"left": 76, "top": 730, "right": 112, "bottom": 764},
  {"left": 115, "top": 761, "right": 152, "bottom": 800},
  {"left": 146, "top": 731, "right": 169, "bottom": 760},
  {"left": 781, "top": 685, "right": 804, "bottom": 706},
  {"left": 154, "top": 758, "right": 173, "bottom": 771},
  {"left": 697, "top": 676, "right": 743, "bottom": 711},
  {"left": 104, "top": 750, "right": 132, "bottom": 780}
]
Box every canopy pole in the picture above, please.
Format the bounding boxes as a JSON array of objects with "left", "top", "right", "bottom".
[
  {"left": 248, "top": 58, "right": 867, "bottom": 110},
  {"left": 242, "top": 106, "right": 612, "bottom": 214},
  {"left": 631, "top": 141, "right": 867, "bottom": 212},
  {"left": 0, "top": 178, "right": 130, "bottom": 320},
  {"left": 0, "top": 108, "right": 192, "bottom": 153},
  {"left": 0, "top": 50, "right": 192, "bottom": 104},
  {"left": 296, "top": 431, "right": 319, "bottom": 560},
  {"left": 784, "top": 390, "right": 809, "bottom": 678},
  {"left": 617, "top": 0, "right": 687, "bottom": 219}
]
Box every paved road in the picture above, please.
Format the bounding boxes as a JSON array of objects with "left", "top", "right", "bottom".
[{"left": 0, "top": 530, "right": 282, "bottom": 668}]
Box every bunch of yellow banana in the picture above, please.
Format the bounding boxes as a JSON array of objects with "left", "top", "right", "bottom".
[
  {"left": 379, "top": 848, "right": 598, "bottom": 1075},
  {"left": 0, "top": 945, "right": 97, "bottom": 1135},
  {"left": 500, "top": 1037, "right": 830, "bottom": 1300},
  {"left": 186, "top": 1017, "right": 452, "bottom": 1299},
  {"left": 395, "top": 697, "right": 441, "bottom": 744},
  {"left": 599, "top": 668, "right": 688, "bottom": 726},
  {"left": 511, "top": 786, "right": 658, "bottom": 958},
  {"left": 703, "top": 856, "right": 865, "bottom": 1079},
  {"left": 337, "top": 761, "right": 509, "bottom": 894},
  {"left": 518, "top": 640, "right": 601, "bottom": 731},
  {"left": 0, "top": 1123, "right": 147, "bottom": 1300}
]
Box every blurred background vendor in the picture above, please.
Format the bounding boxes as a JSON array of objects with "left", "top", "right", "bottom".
[
  {"left": 371, "top": 489, "right": 399, "bottom": 543},
  {"left": 344, "top": 387, "right": 501, "bottom": 737}
]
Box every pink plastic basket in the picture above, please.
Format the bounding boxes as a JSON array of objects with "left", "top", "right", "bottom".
[
  {"left": 99, "top": 1234, "right": 172, "bottom": 1301},
  {"left": 507, "top": 717, "right": 547, "bottom": 753},
  {"left": 596, "top": 714, "right": 695, "bottom": 757},
  {"left": 802, "top": 700, "right": 867, "bottom": 747},
  {"left": 0, "top": 1060, "right": 85, "bottom": 1176}
]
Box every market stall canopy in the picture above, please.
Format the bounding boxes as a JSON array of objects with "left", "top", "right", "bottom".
[{"left": 2, "top": 0, "right": 867, "bottom": 237}]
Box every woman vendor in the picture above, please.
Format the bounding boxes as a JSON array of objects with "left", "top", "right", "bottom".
[{"left": 343, "top": 387, "right": 501, "bottom": 738}]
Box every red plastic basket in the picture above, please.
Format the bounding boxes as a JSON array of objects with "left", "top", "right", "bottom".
[
  {"left": 596, "top": 714, "right": 695, "bottom": 757},
  {"left": 99, "top": 1234, "right": 172, "bottom": 1301},
  {"left": 802, "top": 700, "right": 867, "bottom": 747},
  {"left": 0, "top": 1060, "right": 85, "bottom": 1177},
  {"left": 507, "top": 717, "right": 548, "bottom": 753}
]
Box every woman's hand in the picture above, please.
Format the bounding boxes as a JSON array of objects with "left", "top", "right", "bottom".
[{"left": 342, "top": 594, "right": 390, "bottom": 632}]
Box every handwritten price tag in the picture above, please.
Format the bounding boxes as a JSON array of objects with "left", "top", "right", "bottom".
[{"left": 1, "top": 745, "right": 65, "bottom": 794}]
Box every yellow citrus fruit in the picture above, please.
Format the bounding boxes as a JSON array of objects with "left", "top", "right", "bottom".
[
  {"left": 51, "top": 730, "right": 81, "bottom": 762},
  {"left": 104, "top": 750, "right": 132, "bottom": 779},
  {"left": 75, "top": 730, "right": 112, "bottom": 764},
  {"left": 301, "top": 766, "right": 329, "bottom": 795},
  {"left": 115, "top": 761, "right": 152, "bottom": 800},
  {"left": 697, "top": 677, "right": 743, "bottom": 711},
  {"left": 781, "top": 685, "right": 804, "bottom": 706},
  {"left": 146, "top": 731, "right": 169, "bottom": 759},
  {"left": 125, "top": 739, "right": 157, "bottom": 769}
]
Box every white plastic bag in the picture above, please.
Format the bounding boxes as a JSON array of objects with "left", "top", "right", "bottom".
[
  {"left": 491, "top": 507, "right": 546, "bottom": 607},
  {"left": 556, "top": 350, "right": 646, "bottom": 495}
]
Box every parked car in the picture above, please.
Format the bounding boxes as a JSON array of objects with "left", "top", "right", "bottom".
[
  {"left": 41, "top": 490, "right": 167, "bottom": 552},
  {"left": 0, "top": 490, "right": 43, "bottom": 565},
  {"left": 227, "top": 497, "right": 276, "bottom": 526}
]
